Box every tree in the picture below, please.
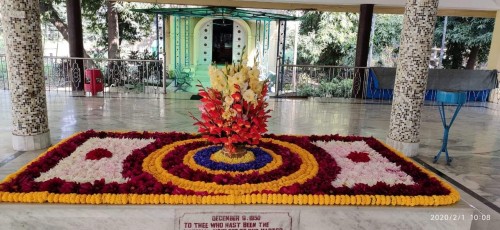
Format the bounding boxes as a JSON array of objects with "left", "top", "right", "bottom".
[
  {"left": 296, "top": 13, "right": 405, "bottom": 67},
  {"left": 297, "top": 11, "right": 358, "bottom": 66},
  {"left": 82, "top": 1, "right": 153, "bottom": 58},
  {"left": 107, "top": 1, "right": 120, "bottom": 59},
  {"left": 39, "top": 0, "right": 154, "bottom": 58},
  {"left": 40, "top": 0, "right": 90, "bottom": 56},
  {"left": 434, "top": 17, "right": 494, "bottom": 69},
  {"left": 371, "top": 14, "right": 403, "bottom": 67}
]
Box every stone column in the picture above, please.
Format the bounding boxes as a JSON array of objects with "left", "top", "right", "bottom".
[
  {"left": 163, "top": 16, "right": 170, "bottom": 94},
  {"left": 1, "top": 0, "right": 51, "bottom": 150},
  {"left": 487, "top": 11, "right": 500, "bottom": 104},
  {"left": 386, "top": 0, "right": 439, "bottom": 157}
]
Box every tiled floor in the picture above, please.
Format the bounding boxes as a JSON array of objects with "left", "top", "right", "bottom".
[{"left": 0, "top": 91, "right": 499, "bottom": 229}]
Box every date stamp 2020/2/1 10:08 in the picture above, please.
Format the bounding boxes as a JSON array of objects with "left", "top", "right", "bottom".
[{"left": 430, "top": 214, "right": 491, "bottom": 221}]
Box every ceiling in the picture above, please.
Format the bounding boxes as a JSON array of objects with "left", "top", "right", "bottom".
[
  {"left": 241, "top": 0, "right": 500, "bottom": 11},
  {"left": 125, "top": 0, "right": 500, "bottom": 18}
]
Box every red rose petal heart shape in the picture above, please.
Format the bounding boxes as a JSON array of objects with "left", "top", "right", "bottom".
[
  {"left": 85, "top": 148, "right": 113, "bottom": 160},
  {"left": 346, "top": 151, "right": 370, "bottom": 163}
]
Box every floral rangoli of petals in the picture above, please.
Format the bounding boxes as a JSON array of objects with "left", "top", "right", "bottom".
[{"left": 0, "top": 131, "right": 460, "bottom": 206}]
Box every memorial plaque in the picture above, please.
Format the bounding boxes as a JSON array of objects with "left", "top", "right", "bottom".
[{"left": 177, "top": 212, "right": 292, "bottom": 230}]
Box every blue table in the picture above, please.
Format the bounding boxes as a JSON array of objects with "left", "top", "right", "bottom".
[{"left": 434, "top": 91, "right": 467, "bottom": 165}]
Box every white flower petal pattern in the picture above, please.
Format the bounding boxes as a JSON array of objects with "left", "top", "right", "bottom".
[
  {"left": 315, "top": 141, "right": 415, "bottom": 188},
  {"left": 35, "top": 137, "right": 154, "bottom": 183}
]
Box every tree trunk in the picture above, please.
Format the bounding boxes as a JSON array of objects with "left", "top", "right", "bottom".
[
  {"left": 107, "top": 0, "right": 120, "bottom": 59},
  {"left": 39, "top": 1, "right": 92, "bottom": 59},
  {"left": 466, "top": 46, "right": 479, "bottom": 69},
  {"left": 66, "top": 0, "right": 85, "bottom": 91}
]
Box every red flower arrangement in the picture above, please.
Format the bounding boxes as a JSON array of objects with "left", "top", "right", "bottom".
[{"left": 191, "top": 61, "right": 271, "bottom": 155}]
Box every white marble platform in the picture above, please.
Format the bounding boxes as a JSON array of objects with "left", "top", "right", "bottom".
[
  {"left": 0, "top": 92, "right": 499, "bottom": 229},
  {"left": 0, "top": 202, "right": 473, "bottom": 230}
]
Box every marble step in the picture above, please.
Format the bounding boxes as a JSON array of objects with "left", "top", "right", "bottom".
[{"left": 0, "top": 202, "right": 474, "bottom": 230}]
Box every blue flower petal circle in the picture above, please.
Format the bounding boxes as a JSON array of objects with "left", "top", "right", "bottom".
[{"left": 193, "top": 146, "right": 273, "bottom": 172}]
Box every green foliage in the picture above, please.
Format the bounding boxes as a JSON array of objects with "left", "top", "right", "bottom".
[
  {"left": 372, "top": 15, "right": 403, "bottom": 54},
  {"left": 297, "top": 84, "right": 321, "bottom": 97},
  {"left": 297, "top": 11, "right": 358, "bottom": 66},
  {"left": 371, "top": 14, "right": 403, "bottom": 67},
  {"left": 127, "top": 49, "right": 163, "bottom": 85},
  {"left": 435, "top": 17, "right": 494, "bottom": 48},
  {"left": 299, "top": 11, "right": 322, "bottom": 35},
  {"left": 294, "top": 10, "right": 494, "bottom": 69},
  {"left": 434, "top": 17, "right": 494, "bottom": 68},
  {"left": 298, "top": 78, "right": 353, "bottom": 98},
  {"left": 296, "top": 12, "right": 404, "bottom": 67},
  {"left": 39, "top": 0, "right": 154, "bottom": 57},
  {"left": 83, "top": 1, "right": 154, "bottom": 54},
  {"left": 128, "top": 49, "right": 156, "bottom": 60}
]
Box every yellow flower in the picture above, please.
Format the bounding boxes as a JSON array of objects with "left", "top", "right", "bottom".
[
  {"left": 208, "top": 65, "right": 217, "bottom": 78},
  {"left": 241, "top": 50, "right": 248, "bottom": 66},
  {"left": 250, "top": 79, "right": 263, "bottom": 95},
  {"left": 217, "top": 77, "right": 227, "bottom": 89},
  {"left": 249, "top": 68, "right": 260, "bottom": 80},
  {"left": 227, "top": 75, "right": 239, "bottom": 93},
  {"left": 234, "top": 72, "right": 245, "bottom": 86},
  {"left": 222, "top": 109, "right": 232, "bottom": 120},
  {"left": 240, "top": 66, "right": 249, "bottom": 75},
  {"left": 210, "top": 71, "right": 227, "bottom": 92},
  {"left": 242, "top": 89, "right": 256, "bottom": 104},
  {"left": 209, "top": 69, "right": 227, "bottom": 91},
  {"left": 224, "top": 96, "right": 234, "bottom": 106}
]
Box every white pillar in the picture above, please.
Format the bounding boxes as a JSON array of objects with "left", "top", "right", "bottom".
[
  {"left": 387, "top": 0, "right": 439, "bottom": 157},
  {"left": 1, "top": 0, "right": 51, "bottom": 150},
  {"left": 487, "top": 11, "right": 500, "bottom": 103}
]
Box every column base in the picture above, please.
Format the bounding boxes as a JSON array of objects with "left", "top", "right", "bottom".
[
  {"left": 12, "top": 131, "right": 51, "bottom": 151},
  {"left": 385, "top": 137, "right": 419, "bottom": 157}
]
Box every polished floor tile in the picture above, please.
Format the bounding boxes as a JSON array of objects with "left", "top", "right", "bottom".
[{"left": 0, "top": 91, "right": 498, "bottom": 228}]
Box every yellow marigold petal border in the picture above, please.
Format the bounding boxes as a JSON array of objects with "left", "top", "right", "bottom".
[
  {"left": 143, "top": 138, "right": 319, "bottom": 195},
  {"left": 0, "top": 132, "right": 460, "bottom": 206},
  {"left": 184, "top": 145, "right": 283, "bottom": 176}
]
